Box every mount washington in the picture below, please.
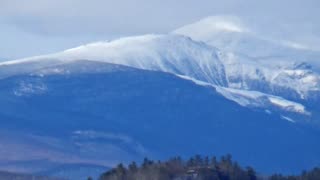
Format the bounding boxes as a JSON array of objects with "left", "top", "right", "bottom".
[{"left": 0, "top": 16, "right": 320, "bottom": 179}]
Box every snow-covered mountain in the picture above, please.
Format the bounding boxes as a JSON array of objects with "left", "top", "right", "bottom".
[
  {"left": 0, "top": 15, "right": 320, "bottom": 178},
  {"left": 1, "top": 31, "right": 318, "bottom": 121}
]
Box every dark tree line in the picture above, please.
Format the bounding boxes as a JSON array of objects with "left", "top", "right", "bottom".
[
  {"left": 97, "top": 154, "right": 320, "bottom": 180},
  {"left": 98, "top": 154, "right": 257, "bottom": 180},
  {"left": 270, "top": 168, "right": 320, "bottom": 180}
]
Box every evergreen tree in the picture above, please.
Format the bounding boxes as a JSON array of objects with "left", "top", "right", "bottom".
[{"left": 128, "top": 161, "right": 138, "bottom": 173}]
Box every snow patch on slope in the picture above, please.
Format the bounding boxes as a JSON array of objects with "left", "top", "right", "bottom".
[
  {"left": 281, "top": 116, "right": 296, "bottom": 123},
  {"left": 177, "top": 75, "right": 308, "bottom": 115},
  {"left": 13, "top": 81, "right": 47, "bottom": 97},
  {"left": 216, "top": 87, "right": 307, "bottom": 114}
]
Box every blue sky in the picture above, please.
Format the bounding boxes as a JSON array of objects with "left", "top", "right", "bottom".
[{"left": 1, "top": 0, "right": 319, "bottom": 59}]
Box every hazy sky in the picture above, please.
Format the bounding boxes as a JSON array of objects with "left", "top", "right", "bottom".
[{"left": 1, "top": 0, "right": 319, "bottom": 59}]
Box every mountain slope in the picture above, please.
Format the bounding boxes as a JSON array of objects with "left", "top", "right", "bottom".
[{"left": 0, "top": 61, "right": 319, "bottom": 176}]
